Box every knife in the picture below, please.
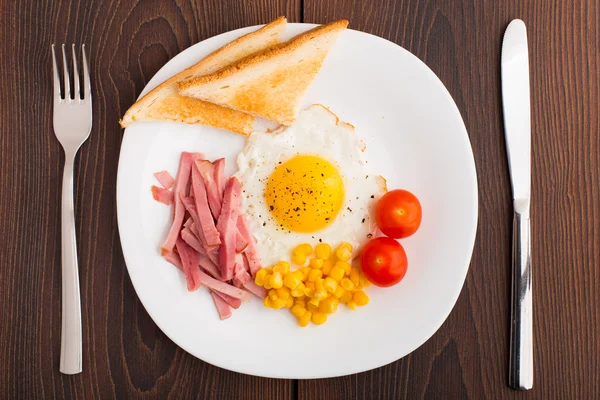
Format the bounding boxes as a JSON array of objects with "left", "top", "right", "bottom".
[{"left": 501, "top": 19, "right": 532, "bottom": 390}]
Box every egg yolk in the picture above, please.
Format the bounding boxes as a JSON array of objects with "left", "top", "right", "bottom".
[{"left": 265, "top": 155, "right": 344, "bottom": 233}]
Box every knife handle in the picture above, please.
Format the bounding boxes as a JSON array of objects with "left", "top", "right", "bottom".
[{"left": 508, "top": 210, "right": 533, "bottom": 390}]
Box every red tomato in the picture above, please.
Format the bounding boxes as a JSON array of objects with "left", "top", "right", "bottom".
[
  {"left": 360, "top": 237, "right": 407, "bottom": 287},
  {"left": 375, "top": 189, "right": 422, "bottom": 238}
]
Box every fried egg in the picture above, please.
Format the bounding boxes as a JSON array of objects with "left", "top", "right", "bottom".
[{"left": 235, "top": 105, "right": 386, "bottom": 267}]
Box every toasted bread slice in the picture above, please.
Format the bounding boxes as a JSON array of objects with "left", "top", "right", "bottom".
[
  {"left": 120, "top": 17, "right": 287, "bottom": 134},
  {"left": 178, "top": 20, "right": 348, "bottom": 126}
]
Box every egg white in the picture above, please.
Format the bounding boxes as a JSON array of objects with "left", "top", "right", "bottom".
[{"left": 235, "top": 105, "right": 386, "bottom": 267}]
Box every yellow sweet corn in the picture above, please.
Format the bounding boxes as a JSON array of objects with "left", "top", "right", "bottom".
[
  {"left": 340, "top": 291, "right": 353, "bottom": 303},
  {"left": 335, "top": 242, "right": 353, "bottom": 261},
  {"left": 303, "top": 286, "right": 315, "bottom": 298},
  {"left": 272, "top": 297, "right": 286, "bottom": 309},
  {"left": 269, "top": 272, "right": 283, "bottom": 289},
  {"left": 276, "top": 287, "right": 291, "bottom": 300},
  {"left": 299, "top": 266, "right": 311, "bottom": 281},
  {"left": 297, "top": 243, "right": 313, "bottom": 255},
  {"left": 263, "top": 267, "right": 273, "bottom": 274},
  {"left": 273, "top": 261, "right": 290, "bottom": 275},
  {"left": 294, "top": 297, "right": 306, "bottom": 308},
  {"left": 291, "top": 283, "right": 306, "bottom": 297},
  {"left": 308, "top": 269, "right": 323, "bottom": 282},
  {"left": 315, "top": 243, "right": 332, "bottom": 260},
  {"left": 308, "top": 297, "right": 320, "bottom": 308},
  {"left": 323, "top": 277, "right": 337, "bottom": 293},
  {"left": 347, "top": 300, "right": 358, "bottom": 310},
  {"left": 336, "top": 261, "right": 351, "bottom": 275},
  {"left": 307, "top": 303, "right": 319, "bottom": 313},
  {"left": 314, "top": 278, "right": 325, "bottom": 292},
  {"left": 359, "top": 273, "right": 371, "bottom": 287},
  {"left": 268, "top": 289, "right": 278, "bottom": 301},
  {"left": 292, "top": 252, "right": 307, "bottom": 265},
  {"left": 291, "top": 304, "right": 306, "bottom": 318},
  {"left": 305, "top": 281, "right": 315, "bottom": 290},
  {"left": 333, "top": 286, "right": 345, "bottom": 299},
  {"left": 309, "top": 258, "right": 324, "bottom": 270},
  {"left": 298, "top": 311, "right": 312, "bottom": 327},
  {"left": 318, "top": 297, "right": 339, "bottom": 314},
  {"left": 284, "top": 273, "right": 302, "bottom": 290},
  {"left": 285, "top": 296, "right": 294, "bottom": 308},
  {"left": 312, "top": 312, "right": 327, "bottom": 325},
  {"left": 264, "top": 297, "right": 273, "bottom": 308},
  {"left": 263, "top": 275, "right": 273, "bottom": 289},
  {"left": 322, "top": 259, "right": 334, "bottom": 275},
  {"left": 313, "top": 289, "right": 328, "bottom": 301},
  {"left": 329, "top": 265, "right": 345, "bottom": 281},
  {"left": 254, "top": 269, "right": 268, "bottom": 286},
  {"left": 340, "top": 278, "right": 355, "bottom": 291},
  {"left": 354, "top": 291, "right": 370, "bottom": 306},
  {"left": 350, "top": 267, "right": 360, "bottom": 287}
]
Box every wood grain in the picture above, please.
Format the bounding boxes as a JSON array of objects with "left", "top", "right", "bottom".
[
  {"left": 0, "top": 1, "right": 299, "bottom": 398},
  {"left": 0, "top": 0, "right": 598, "bottom": 398},
  {"left": 302, "top": 0, "right": 600, "bottom": 399}
]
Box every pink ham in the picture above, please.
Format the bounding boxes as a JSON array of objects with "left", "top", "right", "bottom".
[
  {"left": 213, "top": 158, "right": 226, "bottom": 199},
  {"left": 175, "top": 238, "right": 202, "bottom": 291},
  {"left": 237, "top": 215, "right": 262, "bottom": 276},
  {"left": 161, "top": 152, "right": 202, "bottom": 255},
  {"left": 151, "top": 186, "right": 174, "bottom": 205},
  {"left": 197, "top": 270, "right": 251, "bottom": 300},
  {"left": 216, "top": 177, "right": 241, "bottom": 280},
  {"left": 191, "top": 164, "right": 221, "bottom": 247},
  {"left": 181, "top": 228, "right": 204, "bottom": 254},
  {"left": 198, "top": 252, "right": 222, "bottom": 280},
  {"left": 210, "top": 291, "right": 232, "bottom": 320},
  {"left": 213, "top": 291, "right": 242, "bottom": 309},
  {"left": 154, "top": 170, "right": 175, "bottom": 189},
  {"left": 163, "top": 251, "right": 183, "bottom": 271},
  {"left": 234, "top": 263, "right": 267, "bottom": 299},
  {"left": 195, "top": 160, "right": 222, "bottom": 219}
]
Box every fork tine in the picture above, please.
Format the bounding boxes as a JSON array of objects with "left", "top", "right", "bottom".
[
  {"left": 81, "top": 44, "right": 91, "bottom": 98},
  {"left": 61, "top": 44, "right": 71, "bottom": 100},
  {"left": 51, "top": 44, "right": 62, "bottom": 100},
  {"left": 71, "top": 44, "right": 80, "bottom": 100}
]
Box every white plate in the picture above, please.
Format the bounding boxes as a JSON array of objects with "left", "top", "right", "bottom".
[{"left": 117, "top": 23, "right": 478, "bottom": 379}]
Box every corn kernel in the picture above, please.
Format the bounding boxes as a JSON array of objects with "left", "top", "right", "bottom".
[
  {"left": 333, "top": 286, "right": 345, "bottom": 299},
  {"left": 305, "top": 281, "right": 315, "bottom": 290},
  {"left": 309, "top": 258, "right": 324, "bottom": 269},
  {"left": 285, "top": 296, "right": 294, "bottom": 308},
  {"left": 255, "top": 269, "right": 268, "bottom": 286},
  {"left": 263, "top": 297, "right": 273, "bottom": 308},
  {"left": 276, "top": 287, "right": 291, "bottom": 301},
  {"left": 324, "top": 277, "right": 338, "bottom": 293},
  {"left": 341, "top": 278, "right": 355, "bottom": 291},
  {"left": 318, "top": 297, "right": 339, "bottom": 314},
  {"left": 291, "top": 283, "right": 306, "bottom": 297},
  {"left": 273, "top": 261, "right": 290, "bottom": 274},
  {"left": 350, "top": 268, "right": 360, "bottom": 287},
  {"left": 308, "top": 297, "right": 320, "bottom": 308},
  {"left": 268, "top": 289, "right": 278, "bottom": 301},
  {"left": 291, "top": 304, "right": 306, "bottom": 318},
  {"left": 308, "top": 269, "right": 323, "bottom": 282},
  {"left": 315, "top": 243, "right": 332, "bottom": 260},
  {"left": 340, "top": 291, "right": 353, "bottom": 303},
  {"left": 283, "top": 273, "right": 302, "bottom": 290},
  {"left": 313, "top": 289, "right": 328, "bottom": 300},
  {"left": 294, "top": 297, "right": 306, "bottom": 307},
  {"left": 335, "top": 261, "right": 351, "bottom": 275},
  {"left": 263, "top": 280, "right": 272, "bottom": 290},
  {"left": 307, "top": 303, "right": 319, "bottom": 313},
  {"left": 347, "top": 300, "right": 358, "bottom": 310},
  {"left": 292, "top": 252, "right": 307, "bottom": 265},
  {"left": 298, "top": 311, "right": 312, "bottom": 327},
  {"left": 263, "top": 267, "right": 273, "bottom": 274},
  {"left": 299, "top": 266, "right": 311, "bottom": 281},
  {"left": 330, "top": 266, "right": 345, "bottom": 281},
  {"left": 296, "top": 243, "right": 313, "bottom": 255},
  {"left": 354, "top": 291, "right": 370, "bottom": 306},
  {"left": 322, "top": 259, "right": 334, "bottom": 275},
  {"left": 359, "top": 273, "right": 371, "bottom": 287},
  {"left": 269, "top": 272, "right": 283, "bottom": 289},
  {"left": 272, "top": 297, "right": 286, "bottom": 309},
  {"left": 303, "top": 287, "right": 315, "bottom": 298},
  {"left": 315, "top": 278, "right": 325, "bottom": 292},
  {"left": 312, "top": 312, "right": 327, "bottom": 325},
  {"left": 335, "top": 242, "right": 353, "bottom": 261}
]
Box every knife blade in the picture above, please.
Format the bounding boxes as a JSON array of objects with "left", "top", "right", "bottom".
[{"left": 501, "top": 19, "right": 533, "bottom": 391}]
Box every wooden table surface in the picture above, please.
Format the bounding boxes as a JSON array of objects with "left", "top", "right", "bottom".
[{"left": 1, "top": 0, "right": 598, "bottom": 398}]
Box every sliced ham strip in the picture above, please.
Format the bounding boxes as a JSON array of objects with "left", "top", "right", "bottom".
[
  {"left": 195, "top": 160, "right": 222, "bottom": 219},
  {"left": 213, "top": 158, "right": 226, "bottom": 199},
  {"left": 163, "top": 251, "right": 183, "bottom": 271},
  {"left": 191, "top": 164, "right": 221, "bottom": 247},
  {"left": 154, "top": 170, "right": 175, "bottom": 189},
  {"left": 197, "top": 270, "right": 251, "bottom": 301},
  {"left": 198, "top": 253, "right": 221, "bottom": 280},
  {"left": 184, "top": 217, "right": 193, "bottom": 229},
  {"left": 236, "top": 232, "right": 248, "bottom": 253},
  {"left": 180, "top": 195, "right": 206, "bottom": 247},
  {"left": 237, "top": 215, "right": 262, "bottom": 276},
  {"left": 181, "top": 228, "right": 204, "bottom": 255},
  {"left": 161, "top": 152, "right": 202, "bottom": 255},
  {"left": 216, "top": 177, "right": 241, "bottom": 280},
  {"left": 152, "top": 185, "right": 174, "bottom": 205},
  {"left": 213, "top": 291, "right": 242, "bottom": 309},
  {"left": 234, "top": 263, "right": 267, "bottom": 299},
  {"left": 175, "top": 238, "right": 202, "bottom": 291},
  {"left": 210, "top": 291, "right": 232, "bottom": 320}
]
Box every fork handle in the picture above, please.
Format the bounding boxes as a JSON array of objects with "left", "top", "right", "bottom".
[
  {"left": 60, "top": 152, "right": 83, "bottom": 374},
  {"left": 508, "top": 210, "right": 532, "bottom": 389}
]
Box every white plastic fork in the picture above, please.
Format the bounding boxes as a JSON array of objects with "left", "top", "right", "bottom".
[{"left": 52, "top": 44, "right": 92, "bottom": 375}]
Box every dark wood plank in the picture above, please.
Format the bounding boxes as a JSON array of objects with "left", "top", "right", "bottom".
[
  {"left": 301, "top": 0, "right": 600, "bottom": 399},
  {"left": 0, "top": 1, "right": 299, "bottom": 398}
]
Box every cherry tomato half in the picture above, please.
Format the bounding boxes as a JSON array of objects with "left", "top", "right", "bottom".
[
  {"left": 360, "top": 237, "right": 407, "bottom": 287},
  {"left": 375, "top": 189, "right": 422, "bottom": 239}
]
